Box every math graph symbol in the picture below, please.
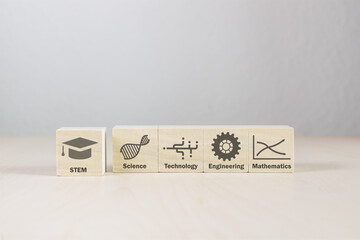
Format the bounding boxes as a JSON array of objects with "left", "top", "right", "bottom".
[
  {"left": 163, "top": 137, "right": 198, "bottom": 160},
  {"left": 253, "top": 135, "right": 290, "bottom": 160},
  {"left": 120, "top": 135, "right": 150, "bottom": 160}
]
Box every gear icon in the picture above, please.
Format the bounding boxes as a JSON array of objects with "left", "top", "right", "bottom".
[{"left": 212, "top": 132, "right": 241, "bottom": 161}]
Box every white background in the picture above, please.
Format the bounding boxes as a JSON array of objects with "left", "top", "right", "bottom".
[{"left": 1, "top": 0, "right": 359, "bottom": 135}]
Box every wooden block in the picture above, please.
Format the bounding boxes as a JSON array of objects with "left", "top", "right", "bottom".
[
  {"left": 56, "top": 127, "right": 106, "bottom": 176},
  {"left": 204, "top": 126, "right": 249, "bottom": 172},
  {"left": 159, "top": 126, "right": 204, "bottom": 172},
  {"left": 249, "top": 126, "right": 294, "bottom": 173},
  {"left": 112, "top": 126, "right": 158, "bottom": 173}
]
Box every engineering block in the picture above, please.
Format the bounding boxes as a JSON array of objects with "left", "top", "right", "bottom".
[{"left": 204, "top": 126, "right": 249, "bottom": 172}]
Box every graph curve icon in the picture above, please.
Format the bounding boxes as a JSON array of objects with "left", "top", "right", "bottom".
[{"left": 120, "top": 135, "right": 150, "bottom": 160}]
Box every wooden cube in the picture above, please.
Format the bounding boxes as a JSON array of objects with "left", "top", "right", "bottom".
[
  {"left": 56, "top": 127, "right": 106, "bottom": 176},
  {"left": 112, "top": 126, "right": 158, "bottom": 173},
  {"left": 159, "top": 126, "right": 204, "bottom": 173},
  {"left": 204, "top": 126, "right": 249, "bottom": 172},
  {"left": 249, "top": 126, "right": 294, "bottom": 173}
]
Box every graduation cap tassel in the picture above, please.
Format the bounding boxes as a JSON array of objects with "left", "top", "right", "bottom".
[
  {"left": 62, "top": 137, "right": 97, "bottom": 160},
  {"left": 62, "top": 145, "right": 65, "bottom": 156},
  {"left": 120, "top": 135, "right": 150, "bottom": 160}
]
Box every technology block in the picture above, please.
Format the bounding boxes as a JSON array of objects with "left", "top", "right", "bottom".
[{"left": 159, "top": 126, "right": 204, "bottom": 173}]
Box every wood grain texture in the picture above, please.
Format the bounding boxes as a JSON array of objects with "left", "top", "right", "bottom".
[
  {"left": 0, "top": 136, "right": 359, "bottom": 239},
  {"left": 113, "top": 126, "right": 158, "bottom": 173},
  {"left": 56, "top": 127, "right": 106, "bottom": 176}
]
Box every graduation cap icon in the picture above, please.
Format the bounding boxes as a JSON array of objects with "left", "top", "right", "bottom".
[{"left": 61, "top": 137, "right": 97, "bottom": 160}]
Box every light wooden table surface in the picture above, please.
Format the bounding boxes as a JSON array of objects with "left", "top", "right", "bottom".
[{"left": 0, "top": 136, "right": 359, "bottom": 239}]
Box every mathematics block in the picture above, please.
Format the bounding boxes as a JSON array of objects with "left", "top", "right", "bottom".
[
  {"left": 56, "top": 127, "right": 106, "bottom": 176},
  {"left": 159, "top": 126, "right": 204, "bottom": 173},
  {"left": 249, "top": 126, "right": 294, "bottom": 173},
  {"left": 204, "top": 126, "right": 249, "bottom": 173},
  {"left": 112, "top": 126, "right": 158, "bottom": 173}
]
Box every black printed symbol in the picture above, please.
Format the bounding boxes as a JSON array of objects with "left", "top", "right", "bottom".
[
  {"left": 212, "top": 132, "right": 240, "bottom": 161},
  {"left": 253, "top": 135, "right": 290, "bottom": 160},
  {"left": 163, "top": 137, "right": 198, "bottom": 160},
  {"left": 120, "top": 135, "right": 150, "bottom": 160},
  {"left": 62, "top": 137, "right": 97, "bottom": 160}
]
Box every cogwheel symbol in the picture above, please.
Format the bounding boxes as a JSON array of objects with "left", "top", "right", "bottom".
[{"left": 212, "top": 132, "right": 241, "bottom": 161}]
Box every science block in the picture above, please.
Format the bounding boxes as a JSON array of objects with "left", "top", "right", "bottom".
[{"left": 113, "top": 126, "right": 158, "bottom": 173}]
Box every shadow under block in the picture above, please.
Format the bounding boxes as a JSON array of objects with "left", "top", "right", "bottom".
[
  {"left": 204, "top": 127, "right": 249, "bottom": 172},
  {"left": 159, "top": 126, "right": 204, "bottom": 172},
  {"left": 249, "top": 126, "right": 294, "bottom": 173},
  {"left": 112, "top": 126, "right": 158, "bottom": 173},
  {"left": 56, "top": 127, "right": 106, "bottom": 176}
]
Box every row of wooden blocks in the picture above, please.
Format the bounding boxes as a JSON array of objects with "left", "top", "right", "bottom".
[{"left": 56, "top": 126, "right": 294, "bottom": 175}]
